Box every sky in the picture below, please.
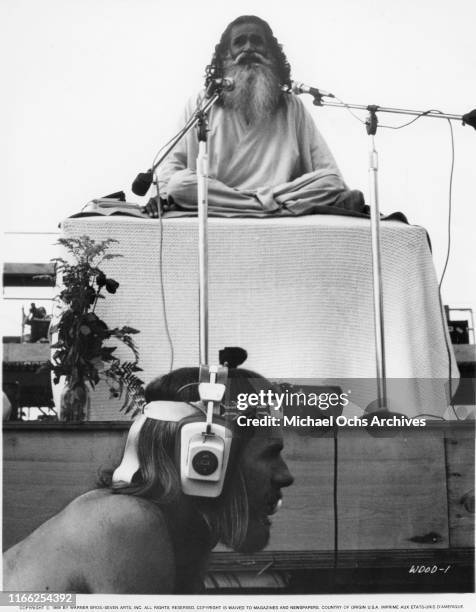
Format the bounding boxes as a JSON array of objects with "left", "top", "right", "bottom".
[{"left": 2, "top": 0, "right": 476, "bottom": 336}]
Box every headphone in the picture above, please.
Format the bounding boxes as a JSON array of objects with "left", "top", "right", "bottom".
[{"left": 112, "top": 365, "right": 236, "bottom": 498}]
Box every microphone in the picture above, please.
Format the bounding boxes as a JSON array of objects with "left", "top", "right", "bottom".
[
  {"left": 205, "top": 77, "right": 235, "bottom": 98},
  {"left": 291, "top": 81, "right": 335, "bottom": 99},
  {"left": 462, "top": 109, "right": 476, "bottom": 130},
  {"left": 213, "top": 77, "right": 235, "bottom": 92},
  {"left": 131, "top": 170, "right": 153, "bottom": 196}
]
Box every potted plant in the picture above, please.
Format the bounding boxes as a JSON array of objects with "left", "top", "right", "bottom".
[{"left": 45, "top": 235, "right": 145, "bottom": 421}]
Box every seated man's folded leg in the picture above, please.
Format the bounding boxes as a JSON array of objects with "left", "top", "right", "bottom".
[
  {"left": 167, "top": 169, "right": 262, "bottom": 211},
  {"left": 272, "top": 172, "right": 365, "bottom": 215},
  {"left": 334, "top": 189, "right": 367, "bottom": 213},
  {"left": 273, "top": 171, "right": 347, "bottom": 202}
]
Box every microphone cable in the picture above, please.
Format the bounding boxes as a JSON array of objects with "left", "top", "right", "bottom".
[
  {"left": 367, "top": 108, "right": 455, "bottom": 290},
  {"left": 156, "top": 179, "right": 175, "bottom": 373},
  {"left": 327, "top": 95, "right": 456, "bottom": 293},
  {"left": 331, "top": 98, "right": 456, "bottom": 290},
  {"left": 376, "top": 110, "right": 458, "bottom": 418},
  {"left": 437, "top": 117, "right": 455, "bottom": 291}
]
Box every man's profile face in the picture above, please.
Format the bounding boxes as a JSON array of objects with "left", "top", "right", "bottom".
[
  {"left": 228, "top": 22, "right": 268, "bottom": 64},
  {"left": 238, "top": 430, "right": 294, "bottom": 552}
]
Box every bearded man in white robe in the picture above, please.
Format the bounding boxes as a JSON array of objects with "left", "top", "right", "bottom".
[{"left": 146, "top": 15, "right": 362, "bottom": 217}]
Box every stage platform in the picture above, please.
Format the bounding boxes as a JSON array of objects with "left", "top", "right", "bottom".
[{"left": 60, "top": 214, "right": 459, "bottom": 420}]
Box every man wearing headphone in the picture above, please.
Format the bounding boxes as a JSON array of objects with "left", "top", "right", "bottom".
[{"left": 3, "top": 366, "right": 294, "bottom": 594}]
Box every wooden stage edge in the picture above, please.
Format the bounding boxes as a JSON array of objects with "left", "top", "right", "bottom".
[
  {"left": 3, "top": 420, "right": 475, "bottom": 431},
  {"left": 209, "top": 547, "right": 474, "bottom": 571}
]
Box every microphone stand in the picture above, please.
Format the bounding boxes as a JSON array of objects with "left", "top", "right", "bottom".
[
  {"left": 365, "top": 106, "right": 387, "bottom": 409},
  {"left": 196, "top": 109, "right": 211, "bottom": 366},
  {"left": 308, "top": 93, "right": 476, "bottom": 412},
  {"left": 149, "top": 91, "right": 221, "bottom": 191},
  {"left": 311, "top": 96, "right": 476, "bottom": 124},
  {"left": 145, "top": 90, "right": 221, "bottom": 368}
]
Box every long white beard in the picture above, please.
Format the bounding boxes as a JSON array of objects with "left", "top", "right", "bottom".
[{"left": 223, "top": 58, "right": 282, "bottom": 125}]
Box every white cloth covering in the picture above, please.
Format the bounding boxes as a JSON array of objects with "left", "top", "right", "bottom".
[{"left": 61, "top": 215, "right": 458, "bottom": 421}]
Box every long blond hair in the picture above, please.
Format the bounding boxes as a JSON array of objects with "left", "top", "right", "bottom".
[{"left": 104, "top": 366, "right": 277, "bottom": 550}]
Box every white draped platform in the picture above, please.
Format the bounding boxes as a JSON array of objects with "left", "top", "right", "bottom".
[{"left": 60, "top": 215, "right": 457, "bottom": 420}]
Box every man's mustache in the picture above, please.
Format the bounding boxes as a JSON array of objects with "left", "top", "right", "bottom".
[{"left": 234, "top": 51, "right": 268, "bottom": 65}]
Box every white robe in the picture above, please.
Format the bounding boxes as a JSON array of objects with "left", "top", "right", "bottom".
[{"left": 158, "top": 93, "right": 347, "bottom": 215}]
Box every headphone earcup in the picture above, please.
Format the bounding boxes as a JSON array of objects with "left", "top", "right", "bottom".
[{"left": 176, "top": 415, "right": 235, "bottom": 498}]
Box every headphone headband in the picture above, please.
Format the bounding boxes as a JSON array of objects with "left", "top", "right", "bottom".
[
  {"left": 144, "top": 400, "right": 202, "bottom": 421},
  {"left": 112, "top": 401, "right": 202, "bottom": 485}
]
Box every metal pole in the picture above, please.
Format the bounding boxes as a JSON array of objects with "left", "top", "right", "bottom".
[
  {"left": 365, "top": 106, "right": 388, "bottom": 410},
  {"left": 197, "top": 136, "right": 209, "bottom": 366},
  {"left": 368, "top": 133, "right": 387, "bottom": 409},
  {"left": 194, "top": 92, "right": 223, "bottom": 367},
  {"left": 151, "top": 94, "right": 220, "bottom": 174},
  {"left": 21, "top": 305, "right": 25, "bottom": 342},
  {"left": 3, "top": 297, "right": 54, "bottom": 301},
  {"left": 319, "top": 100, "right": 464, "bottom": 123},
  {"left": 145, "top": 91, "right": 221, "bottom": 367}
]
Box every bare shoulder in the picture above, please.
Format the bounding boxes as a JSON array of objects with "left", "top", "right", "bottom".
[
  {"left": 66, "top": 490, "right": 175, "bottom": 593},
  {"left": 69, "top": 489, "right": 166, "bottom": 525}
]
